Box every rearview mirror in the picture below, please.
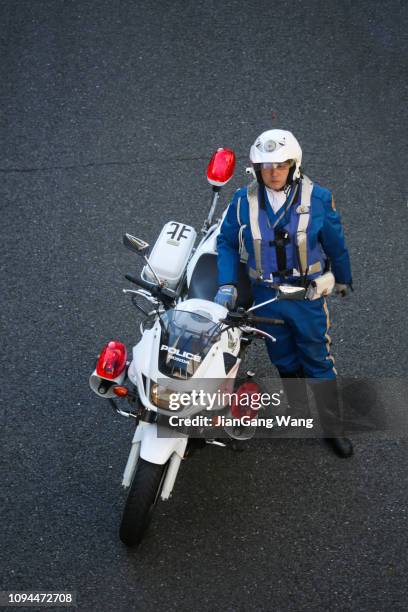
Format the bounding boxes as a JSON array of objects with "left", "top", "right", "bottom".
[{"left": 123, "top": 234, "right": 150, "bottom": 255}]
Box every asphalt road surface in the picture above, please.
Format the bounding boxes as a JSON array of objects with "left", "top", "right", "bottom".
[{"left": 1, "top": 1, "right": 407, "bottom": 611}]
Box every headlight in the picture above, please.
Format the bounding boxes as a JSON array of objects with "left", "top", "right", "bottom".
[{"left": 150, "top": 383, "right": 188, "bottom": 411}]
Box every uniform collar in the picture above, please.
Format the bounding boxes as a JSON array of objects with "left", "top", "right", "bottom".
[{"left": 261, "top": 183, "right": 299, "bottom": 228}]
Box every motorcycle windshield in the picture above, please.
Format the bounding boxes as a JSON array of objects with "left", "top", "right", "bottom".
[{"left": 158, "top": 309, "right": 220, "bottom": 379}]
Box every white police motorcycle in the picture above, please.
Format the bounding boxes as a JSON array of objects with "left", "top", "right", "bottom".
[{"left": 89, "top": 149, "right": 288, "bottom": 547}]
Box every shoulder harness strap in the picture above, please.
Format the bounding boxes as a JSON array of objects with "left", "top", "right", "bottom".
[
  {"left": 247, "top": 180, "right": 263, "bottom": 279},
  {"left": 295, "top": 175, "right": 313, "bottom": 276},
  {"left": 236, "top": 195, "right": 248, "bottom": 263}
]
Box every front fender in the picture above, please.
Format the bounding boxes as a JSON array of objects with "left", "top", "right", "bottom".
[{"left": 134, "top": 422, "right": 188, "bottom": 464}]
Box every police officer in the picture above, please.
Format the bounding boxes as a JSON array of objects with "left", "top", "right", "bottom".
[{"left": 214, "top": 129, "right": 353, "bottom": 457}]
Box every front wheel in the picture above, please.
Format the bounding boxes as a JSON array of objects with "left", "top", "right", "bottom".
[{"left": 119, "top": 458, "right": 166, "bottom": 547}]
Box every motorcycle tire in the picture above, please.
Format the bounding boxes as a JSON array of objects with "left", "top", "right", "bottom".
[{"left": 119, "top": 458, "right": 167, "bottom": 547}]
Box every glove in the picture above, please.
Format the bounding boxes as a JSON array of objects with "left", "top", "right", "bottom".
[
  {"left": 334, "top": 283, "right": 350, "bottom": 297},
  {"left": 214, "top": 285, "right": 238, "bottom": 309}
]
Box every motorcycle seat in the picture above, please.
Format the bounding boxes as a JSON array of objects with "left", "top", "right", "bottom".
[{"left": 188, "top": 253, "right": 253, "bottom": 309}]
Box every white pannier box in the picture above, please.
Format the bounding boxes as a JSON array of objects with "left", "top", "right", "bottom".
[{"left": 142, "top": 221, "right": 197, "bottom": 290}]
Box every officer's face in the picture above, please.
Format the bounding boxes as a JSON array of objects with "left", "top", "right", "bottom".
[{"left": 261, "top": 162, "right": 291, "bottom": 190}]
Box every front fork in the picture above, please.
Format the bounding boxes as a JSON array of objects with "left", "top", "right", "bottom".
[{"left": 115, "top": 398, "right": 188, "bottom": 500}]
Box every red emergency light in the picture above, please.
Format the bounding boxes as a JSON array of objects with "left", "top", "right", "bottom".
[
  {"left": 206, "top": 148, "right": 236, "bottom": 188},
  {"left": 96, "top": 340, "right": 127, "bottom": 380},
  {"left": 230, "top": 381, "right": 261, "bottom": 420}
]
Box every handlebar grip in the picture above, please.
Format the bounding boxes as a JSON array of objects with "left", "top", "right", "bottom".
[
  {"left": 250, "top": 316, "right": 285, "bottom": 325},
  {"left": 125, "top": 274, "right": 176, "bottom": 302},
  {"left": 125, "top": 274, "right": 155, "bottom": 292}
]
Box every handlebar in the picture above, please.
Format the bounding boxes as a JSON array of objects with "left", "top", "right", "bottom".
[
  {"left": 125, "top": 274, "right": 176, "bottom": 306},
  {"left": 124, "top": 277, "right": 285, "bottom": 324},
  {"left": 125, "top": 274, "right": 154, "bottom": 292},
  {"left": 250, "top": 315, "right": 285, "bottom": 326},
  {"left": 217, "top": 309, "right": 284, "bottom": 345},
  {"left": 220, "top": 310, "right": 284, "bottom": 327}
]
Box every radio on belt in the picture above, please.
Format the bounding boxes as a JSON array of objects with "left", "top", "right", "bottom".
[{"left": 141, "top": 221, "right": 197, "bottom": 290}]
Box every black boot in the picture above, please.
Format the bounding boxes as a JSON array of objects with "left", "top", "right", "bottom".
[
  {"left": 309, "top": 379, "right": 354, "bottom": 458},
  {"left": 325, "top": 436, "right": 353, "bottom": 458},
  {"left": 277, "top": 367, "right": 310, "bottom": 419}
]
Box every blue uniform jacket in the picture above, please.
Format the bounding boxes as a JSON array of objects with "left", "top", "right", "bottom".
[{"left": 217, "top": 181, "right": 352, "bottom": 287}]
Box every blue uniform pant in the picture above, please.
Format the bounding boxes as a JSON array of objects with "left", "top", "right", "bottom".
[{"left": 253, "top": 286, "right": 337, "bottom": 379}]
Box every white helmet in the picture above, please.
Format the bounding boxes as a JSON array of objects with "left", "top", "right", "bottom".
[{"left": 249, "top": 129, "right": 302, "bottom": 181}]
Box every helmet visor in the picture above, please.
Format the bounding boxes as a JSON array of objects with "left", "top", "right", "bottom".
[{"left": 260, "top": 160, "right": 293, "bottom": 170}]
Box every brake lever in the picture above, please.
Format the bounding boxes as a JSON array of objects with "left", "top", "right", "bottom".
[{"left": 241, "top": 326, "right": 277, "bottom": 342}]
